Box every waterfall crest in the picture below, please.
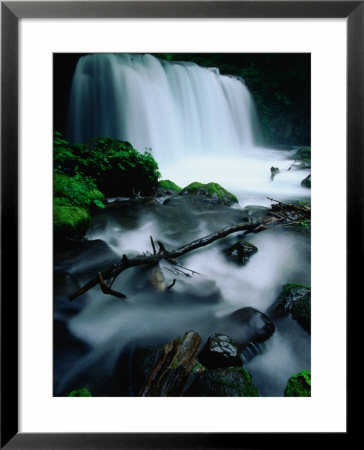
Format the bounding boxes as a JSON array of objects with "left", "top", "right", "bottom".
[{"left": 67, "top": 53, "right": 257, "bottom": 161}]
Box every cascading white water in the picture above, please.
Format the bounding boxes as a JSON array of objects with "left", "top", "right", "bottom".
[
  {"left": 67, "top": 53, "right": 256, "bottom": 160},
  {"left": 67, "top": 53, "right": 310, "bottom": 205}
]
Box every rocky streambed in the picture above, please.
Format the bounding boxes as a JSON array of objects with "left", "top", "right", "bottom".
[{"left": 54, "top": 187, "right": 311, "bottom": 397}]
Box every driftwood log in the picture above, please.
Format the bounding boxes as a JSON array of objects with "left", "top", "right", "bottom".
[
  {"left": 138, "top": 330, "right": 202, "bottom": 397},
  {"left": 69, "top": 198, "right": 310, "bottom": 301},
  {"left": 69, "top": 219, "right": 273, "bottom": 301}
]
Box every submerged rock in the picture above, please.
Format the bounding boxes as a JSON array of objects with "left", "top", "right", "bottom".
[
  {"left": 185, "top": 367, "right": 259, "bottom": 397},
  {"left": 198, "top": 334, "right": 242, "bottom": 369},
  {"left": 269, "top": 284, "right": 311, "bottom": 333},
  {"left": 180, "top": 181, "right": 239, "bottom": 206},
  {"left": 223, "top": 240, "right": 258, "bottom": 266},
  {"left": 284, "top": 370, "right": 311, "bottom": 397}
]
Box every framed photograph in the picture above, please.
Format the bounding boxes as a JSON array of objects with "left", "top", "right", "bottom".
[{"left": 2, "top": 1, "right": 357, "bottom": 448}]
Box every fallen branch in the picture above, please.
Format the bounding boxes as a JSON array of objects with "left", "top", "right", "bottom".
[{"left": 69, "top": 218, "right": 274, "bottom": 301}]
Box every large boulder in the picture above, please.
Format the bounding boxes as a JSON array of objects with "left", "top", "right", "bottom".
[
  {"left": 269, "top": 284, "right": 311, "bottom": 333},
  {"left": 284, "top": 370, "right": 311, "bottom": 397},
  {"left": 223, "top": 240, "right": 258, "bottom": 266},
  {"left": 219, "top": 307, "right": 275, "bottom": 347},
  {"left": 180, "top": 182, "right": 238, "bottom": 206},
  {"left": 185, "top": 367, "right": 259, "bottom": 397},
  {"left": 198, "top": 334, "right": 242, "bottom": 369}
]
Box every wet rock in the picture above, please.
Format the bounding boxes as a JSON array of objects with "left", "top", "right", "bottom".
[
  {"left": 198, "top": 334, "right": 242, "bottom": 369},
  {"left": 220, "top": 307, "right": 275, "bottom": 347},
  {"left": 269, "top": 284, "right": 311, "bottom": 333},
  {"left": 223, "top": 240, "right": 258, "bottom": 266},
  {"left": 301, "top": 174, "right": 311, "bottom": 188},
  {"left": 185, "top": 367, "right": 259, "bottom": 397}
]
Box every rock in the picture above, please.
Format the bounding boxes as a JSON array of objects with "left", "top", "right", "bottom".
[
  {"left": 270, "top": 166, "right": 280, "bottom": 180},
  {"left": 220, "top": 307, "right": 275, "bottom": 347},
  {"left": 284, "top": 370, "right": 311, "bottom": 397},
  {"left": 180, "top": 182, "right": 238, "bottom": 206},
  {"left": 185, "top": 367, "right": 259, "bottom": 397},
  {"left": 54, "top": 205, "right": 91, "bottom": 241},
  {"left": 198, "top": 334, "right": 242, "bottom": 369},
  {"left": 301, "top": 174, "right": 311, "bottom": 188},
  {"left": 156, "top": 179, "right": 182, "bottom": 197},
  {"left": 269, "top": 284, "right": 311, "bottom": 333},
  {"left": 223, "top": 240, "right": 258, "bottom": 265}
]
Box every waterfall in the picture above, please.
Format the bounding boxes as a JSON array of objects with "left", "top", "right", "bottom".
[{"left": 67, "top": 53, "right": 257, "bottom": 161}]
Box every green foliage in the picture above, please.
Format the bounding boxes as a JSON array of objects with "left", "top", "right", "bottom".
[
  {"left": 181, "top": 181, "right": 238, "bottom": 205},
  {"left": 284, "top": 370, "right": 311, "bottom": 397},
  {"left": 67, "top": 387, "right": 92, "bottom": 397},
  {"left": 54, "top": 133, "right": 161, "bottom": 197},
  {"left": 158, "top": 179, "right": 182, "bottom": 192},
  {"left": 54, "top": 172, "right": 105, "bottom": 210}
]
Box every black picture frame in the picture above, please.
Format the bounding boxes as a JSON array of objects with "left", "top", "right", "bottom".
[{"left": 1, "top": 1, "right": 357, "bottom": 448}]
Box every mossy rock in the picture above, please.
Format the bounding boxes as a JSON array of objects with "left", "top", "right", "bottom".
[
  {"left": 180, "top": 182, "right": 238, "bottom": 206},
  {"left": 67, "top": 387, "right": 92, "bottom": 397},
  {"left": 54, "top": 204, "right": 91, "bottom": 241},
  {"left": 270, "top": 284, "right": 311, "bottom": 333},
  {"left": 185, "top": 367, "right": 259, "bottom": 397},
  {"left": 158, "top": 179, "right": 182, "bottom": 192},
  {"left": 293, "top": 146, "right": 311, "bottom": 162},
  {"left": 284, "top": 370, "right": 311, "bottom": 397}
]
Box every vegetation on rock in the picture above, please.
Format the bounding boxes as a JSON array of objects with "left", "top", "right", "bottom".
[
  {"left": 54, "top": 132, "right": 161, "bottom": 197},
  {"left": 180, "top": 181, "right": 238, "bottom": 206},
  {"left": 186, "top": 366, "right": 259, "bottom": 397},
  {"left": 284, "top": 370, "right": 311, "bottom": 397},
  {"left": 158, "top": 179, "right": 182, "bottom": 193},
  {"left": 67, "top": 387, "right": 92, "bottom": 397}
]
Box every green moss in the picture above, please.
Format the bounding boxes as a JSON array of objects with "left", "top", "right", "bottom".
[
  {"left": 54, "top": 204, "right": 91, "bottom": 240},
  {"left": 228, "top": 367, "right": 260, "bottom": 397},
  {"left": 67, "top": 387, "right": 92, "bottom": 397},
  {"left": 158, "top": 179, "right": 182, "bottom": 192},
  {"left": 284, "top": 370, "right": 311, "bottom": 397},
  {"left": 54, "top": 172, "right": 105, "bottom": 240},
  {"left": 54, "top": 133, "right": 161, "bottom": 197},
  {"left": 181, "top": 181, "right": 238, "bottom": 205}
]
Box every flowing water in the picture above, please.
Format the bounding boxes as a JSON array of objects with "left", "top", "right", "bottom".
[{"left": 54, "top": 54, "right": 311, "bottom": 396}]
